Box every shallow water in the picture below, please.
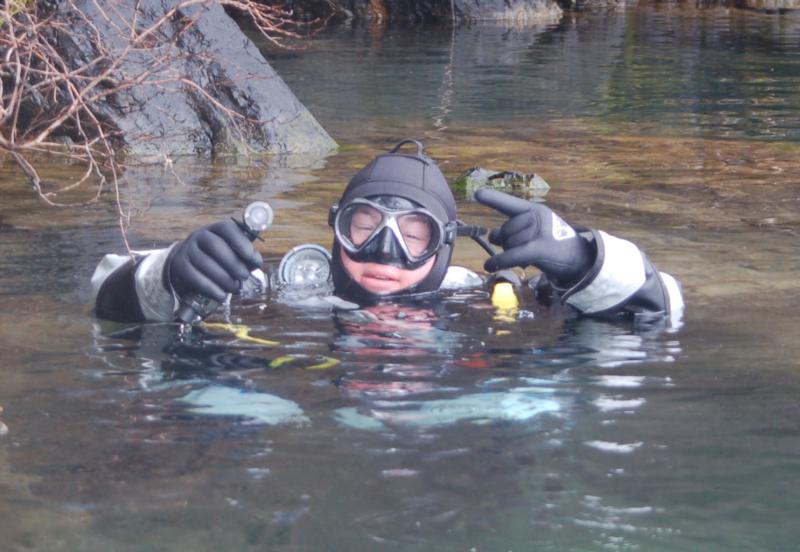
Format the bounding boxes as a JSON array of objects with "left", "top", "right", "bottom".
[{"left": 2, "top": 3, "right": 800, "bottom": 551}]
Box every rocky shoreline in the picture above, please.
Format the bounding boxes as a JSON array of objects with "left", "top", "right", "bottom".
[{"left": 279, "top": 0, "right": 799, "bottom": 23}]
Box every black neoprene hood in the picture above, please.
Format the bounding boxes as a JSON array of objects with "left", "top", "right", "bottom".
[
  {"left": 338, "top": 141, "right": 456, "bottom": 223},
  {"left": 331, "top": 140, "right": 458, "bottom": 303}
]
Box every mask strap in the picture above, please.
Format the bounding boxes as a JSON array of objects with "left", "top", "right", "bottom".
[
  {"left": 389, "top": 139, "right": 425, "bottom": 156},
  {"left": 387, "top": 139, "right": 433, "bottom": 165},
  {"left": 455, "top": 220, "right": 496, "bottom": 257}
]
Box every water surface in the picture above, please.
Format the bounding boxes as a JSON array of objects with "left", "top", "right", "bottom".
[{"left": 1, "top": 3, "right": 800, "bottom": 551}]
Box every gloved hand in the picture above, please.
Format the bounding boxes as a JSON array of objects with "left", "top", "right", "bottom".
[
  {"left": 167, "top": 220, "right": 263, "bottom": 304},
  {"left": 475, "top": 189, "right": 594, "bottom": 287}
]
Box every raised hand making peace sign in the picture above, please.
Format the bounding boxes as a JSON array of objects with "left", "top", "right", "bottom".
[{"left": 475, "top": 189, "right": 595, "bottom": 287}]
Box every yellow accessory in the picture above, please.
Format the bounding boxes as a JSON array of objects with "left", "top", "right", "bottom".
[
  {"left": 491, "top": 281, "right": 519, "bottom": 310},
  {"left": 201, "top": 323, "right": 280, "bottom": 347},
  {"left": 269, "top": 354, "right": 340, "bottom": 370},
  {"left": 491, "top": 281, "right": 519, "bottom": 324}
]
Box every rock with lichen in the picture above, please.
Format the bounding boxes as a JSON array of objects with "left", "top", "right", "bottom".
[
  {"left": 42, "top": 0, "right": 337, "bottom": 157},
  {"left": 454, "top": 167, "right": 551, "bottom": 200}
]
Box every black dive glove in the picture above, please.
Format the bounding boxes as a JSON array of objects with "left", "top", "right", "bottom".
[
  {"left": 167, "top": 220, "right": 263, "bottom": 306},
  {"left": 475, "top": 189, "right": 594, "bottom": 288}
]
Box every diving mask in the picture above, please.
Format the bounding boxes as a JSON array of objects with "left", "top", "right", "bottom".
[{"left": 330, "top": 196, "right": 455, "bottom": 270}]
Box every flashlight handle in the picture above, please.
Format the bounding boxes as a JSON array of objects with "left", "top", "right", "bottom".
[
  {"left": 235, "top": 219, "right": 259, "bottom": 241},
  {"left": 175, "top": 295, "right": 217, "bottom": 325},
  {"left": 175, "top": 202, "right": 272, "bottom": 325}
]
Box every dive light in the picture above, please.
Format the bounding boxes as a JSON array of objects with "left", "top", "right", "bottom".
[
  {"left": 277, "top": 243, "right": 332, "bottom": 286},
  {"left": 175, "top": 201, "right": 273, "bottom": 325}
]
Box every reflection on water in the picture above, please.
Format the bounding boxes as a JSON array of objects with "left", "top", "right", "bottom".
[
  {"left": 79, "top": 290, "right": 685, "bottom": 550},
  {"left": 1, "top": 2, "right": 800, "bottom": 550},
  {"left": 267, "top": 3, "right": 800, "bottom": 142}
]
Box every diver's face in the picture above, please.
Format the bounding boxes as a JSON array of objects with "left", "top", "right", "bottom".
[{"left": 339, "top": 245, "right": 436, "bottom": 295}]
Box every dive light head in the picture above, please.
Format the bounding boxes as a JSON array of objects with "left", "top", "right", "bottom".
[
  {"left": 277, "top": 244, "right": 333, "bottom": 287},
  {"left": 241, "top": 201, "right": 274, "bottom": 239}
]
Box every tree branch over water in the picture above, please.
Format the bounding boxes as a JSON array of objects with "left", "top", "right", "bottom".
[{"left": 0, "top": 0, "right": 323, "bottom": 252}]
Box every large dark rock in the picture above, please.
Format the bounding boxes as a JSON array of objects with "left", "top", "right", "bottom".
[{"left": 48, "top": 0, "right": 336, "bottom": 157}]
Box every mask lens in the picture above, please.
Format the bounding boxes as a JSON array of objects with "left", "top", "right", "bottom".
[
  {"left": 397, "top": 213, "right": 437, "bottom": 258},
  {"left": 335, "top": 199, "right": 445, "bottom": 265},
  {"left": 345, "top": 204, "right": 383, "bottom": 247}
]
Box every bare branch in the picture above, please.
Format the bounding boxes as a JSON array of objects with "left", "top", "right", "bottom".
[{"left": 1, "top": 0, "right": 319, "bottom": 244}]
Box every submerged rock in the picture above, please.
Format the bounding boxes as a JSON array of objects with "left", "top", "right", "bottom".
[
  {"left": 46, "top": 0, "right": 336, "bottom": 157},
  {"left": 454, "top": 167, "right": 551, "bottom": 200}
]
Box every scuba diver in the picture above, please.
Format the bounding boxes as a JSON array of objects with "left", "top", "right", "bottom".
[{"left": 90, "top": 139, "right": 683, "bottom": 323}]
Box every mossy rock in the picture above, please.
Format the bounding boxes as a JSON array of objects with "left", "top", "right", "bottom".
[{"left": 453, "top": 167, "right": 550, "bottom": 200}]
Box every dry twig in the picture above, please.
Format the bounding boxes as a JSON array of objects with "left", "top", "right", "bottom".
[{"left": 1, "top": 0, "right": 320, "bottom": 253}]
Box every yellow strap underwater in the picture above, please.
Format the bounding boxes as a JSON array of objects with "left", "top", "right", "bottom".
[
  {"left": 201, "top": 322, "right": 280, "bottom": 347},
  {"left": 268, "top": 354, "right": 340, "bottom": 370}
]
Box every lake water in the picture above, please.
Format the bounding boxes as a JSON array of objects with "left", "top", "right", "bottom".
[{"left": 1, "top": 2, "right": 799, "bottom": 550}]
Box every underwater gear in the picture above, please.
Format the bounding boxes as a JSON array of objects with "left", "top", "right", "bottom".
[
  {"left": 277, "top": 244, "right": 333, "bottom": 286},
  {"left": 475, "top": 189, "right": 594, "bottom": 288},
  {"left": 331, "top": 196, "right": 455, "bottom": 270},
  {"left": 486, "top": 268, "right": 522, "bottom": 290},
  {"left": 170, "top": 202, "right": 269, "bottom": 324},
  {"left": 202, "top": 322, "right": 280, "bottom": 347},
  {"left": 489, "top": 270, "right": 521, "bottom": 323},
  {"left": 331, "top": 139, "right": 460, "bottom": 303},
  {"left": 491, "top": 282, "right": 519, "bottom": 310},
  {"left": 241, "top": 201, "right": 274, "bottom": 239}
]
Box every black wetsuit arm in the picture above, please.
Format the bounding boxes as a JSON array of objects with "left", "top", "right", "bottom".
[
  {"left": 533, "top": 229, "right": 684, "bottom": 320},
  {"left": 91, "top": 247, "right": 179, "bottom": 323},
  {"left": 94, "top": 257, "right": 146, "bottom": 322}
]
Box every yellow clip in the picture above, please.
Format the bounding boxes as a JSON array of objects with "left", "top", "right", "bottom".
[
  {"left": 491, "top": 281, "right": 519, "bottom": 324},
  {"left": 306, "top": 356, "right": 340, "bottom": 370},
  {"left": 268, "top": 354, "right": 340, "bottom": 370},
  {"left": 491, "top": 282, "right": 519, "bottom": 310},
  {"left": 269, "top": 355, "right": 297, "bottom": 368},
  {"left": 202, "top": 323, "right": 280, "bottom": 347}
]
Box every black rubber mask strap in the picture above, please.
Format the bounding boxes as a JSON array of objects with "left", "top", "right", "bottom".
[
  {"left": 389, "top": 139, "right": 425, "bottom": 156},
  {"left": 455, "top": 221, "right": 496, "bottom": 257}
]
